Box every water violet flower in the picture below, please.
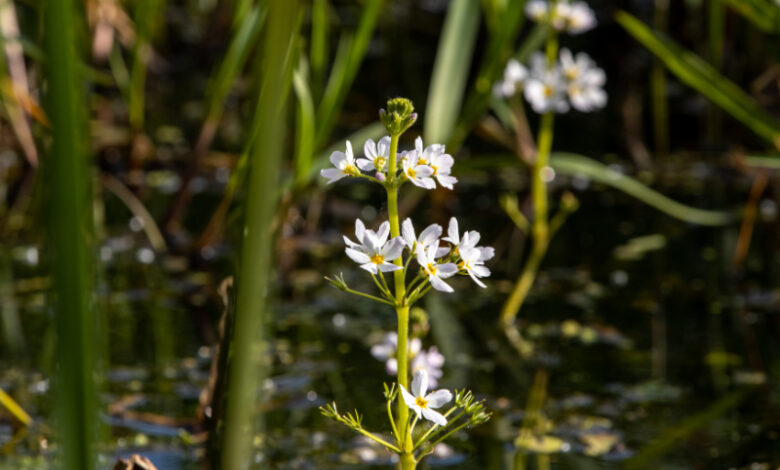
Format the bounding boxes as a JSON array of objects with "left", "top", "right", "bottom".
[
  {"left": 458, "top": 246, "right": 492, "bottom": 288},
  {"left": 321, "top": 140, "right": 360, "bottom": 184},
  {"left": 493, "top": 58, "right": 528, "bottom": 98},
  {"left": 411, "top": 346, "right": 445, "bottom": 388},
  {"left": 344, "top": 219, "right": 405, "bottom": 274},
  {"left": 559, "top": 49, "right": 606, "bottom": 112},
  {"left": 357, "top": 136, "right": 391, "bottom": 173},
  {"left": 400, "top": 369, "right": 452, "bottom": 426},
  {"left": 402, "top": 150, "right": 436, "bottom": 189},
  {"left": 401, "top": 218, "right": 443, "bottom": 253},
  {"left": 525, "top": 54, "right": 569, "bottom": 114},
  {"left": 564, "top": 1, "right": 597, "bottom": 34},
  {"left": 417, "top": 240, "right": 458, "bottom": 293},
  {"left": 371, "top": 332, "right": 422, "bottom": 375}
]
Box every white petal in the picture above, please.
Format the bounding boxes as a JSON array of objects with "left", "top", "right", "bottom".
[
  {"left": 386, "top": 358, "right": 398, "bottom": 375},
  {"left": 399, "top": 384, "right": 419, "bottom": 410},
  {"left": 356, "top": 158, "right": 375, "bottom": 171},
  {"left": 429, "top": 275, "right": 454, "bottom": 293},
  {"left": 371, "top": 343, "right": 394, "bottom": 360},
  {"left": 363, "top": 138, "right": 377, "bottom": 159},
  {"left": 418, "top": 224, "right": 442, "bottom": 245},
  {"left": 425, "top": 389, "right": 453, "bottom": 409},
  {"left": 377, "top": 136, "right": 391, "bottom": 156},
  {"left": 376, "top": 221, "right": 390, "bottom": 244},
  {"left": 435, "top": 246, "right": 450, "bottom": 258},
  {"left": 359, "top": 262, "right": 379, "bottom": 274},
  {"left": 411, "top": 369, "right": 428, "bottom": 397},
  {"left": 446, "top": 217, "right": 459, "bottom": 244},
  {"left": 345, "top": 248, "right": 370, "bottom": 264},
  {"left": 320, "top": 168, "right": 345, "bottom": 183},
  {"left": 355, "top": 219, "right": 366, "bottom": 243},
  {"left": 382, "top": 237, "right": 406, "bottom": 260},
  {"left": 401, "top": 218, "right": 416, "bottom": 248},
  {"left": 409, "top": 338, "right": 422, "bottom": 356},
  {"left": 345, "top": 140, "right": 354, "bottom": 161},
  {"left": 421, "top": 408, "right": 447, "bottom": 426},
  {"left": 436, "top": 174, "right": 457, "bottom": 189},
  {"left": 469, "top": 270, "right": 487, "bottom": 288},
  {"left": 472, "top": 265, "right": 490, "bottom": 277},
  {"left": 437, "top": 263, "right": 458, "bottom": 278},
  {"left": 378, "top": 262, "right": 402, "bottom": 272},
  {"left": 479, "top": 247, "right": 495, "bottom": 261},
  {"left": 329, "top": 151, "right": 347, "bottom": 167},
  {"left": 414, "top": 165, "right": 434, "bottom": 177}
]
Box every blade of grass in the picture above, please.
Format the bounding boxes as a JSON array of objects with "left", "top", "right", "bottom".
[
  {"left": 424, "top": 0, "right": 481, "bottom": 145},
  {"left": 293, "top": 61, "right": 316, "bottom": 189},
  {"left": 44, "top": 0, "right": 97, "bottom": 468},
  {"left": 550, "top": 152, "right": 738, "bottom": 225},
  {"left": 220, "top": 1, "right": 301, "bottom": 467},
  {"left": 724, "top": 0, "right": 780, "bottom": 33},
  {"left": 616, "top": 10, "right": 780, "bottom": 149},
  {"left": 314, "top": 0, "right": 382, "bottom": 150}
]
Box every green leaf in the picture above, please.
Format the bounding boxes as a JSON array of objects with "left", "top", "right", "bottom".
[
  {"left": 315, "top": 0, "right": 383, "bottom": 150},
  {"left": 616, "top": 10, "right": 780, "bottom": 150},
  {"left": 424, "top": 0, "right": 481, "bottom": 145},
  {"left": 550, "top": 152, "right": 738, "bottom": 226},
  {"left": 293, "top": 62, "right": 316, "bottom": 188},
  {"left": 724, "top": 0, "right": 780, "bottom": 33}
]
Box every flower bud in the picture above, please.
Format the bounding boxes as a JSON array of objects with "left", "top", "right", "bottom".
[
  {"left": 375, "top": 171, "right": 386, "bottom": 182},
  {"left": 380, "top": 97, "right": 417, "bottom": 135}
]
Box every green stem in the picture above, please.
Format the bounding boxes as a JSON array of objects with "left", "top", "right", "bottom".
[
  {"left": 501, "top": 26, "right": 560, "bottom": 344},
  {"left": 343, "top": 286, "right": 394, "bottom": 305}
]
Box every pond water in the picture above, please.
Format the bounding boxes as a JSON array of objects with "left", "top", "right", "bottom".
[{"left": 1, "top": 156, "right": 778, "bottom": 469}]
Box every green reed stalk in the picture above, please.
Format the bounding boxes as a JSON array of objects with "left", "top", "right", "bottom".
[
  {"left": 220, "top": 0, "right": 300, "bottom": 468},
  {"left": 44, "top": 0, "right": 96, "bottom": 469}
]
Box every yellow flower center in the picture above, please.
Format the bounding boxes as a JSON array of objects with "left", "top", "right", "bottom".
[
  {"left": 426, "top": 263, "right": 437, "bottom": 275},
  {"left": 406, "top": 167, "right": 416, "bottom": 178},
  {"left": 345, "top": 164, "right": 360, "bottom": 176},
  {"left": 458, "top": 260, "right": 470, "bottom": 270},
  {"left": 415, "top": 396, "right": 428, "bottom": 409},
  {"left": 370, "top": 254, "right": 385, "bottom": 264},
  {"left": 418, "top": 158, "right": 428, "bottom": 165},
  {"left": 543, "top": 85, "right": 554, "bottom": 97},
  {"left": 565, "top": 67, "right": 579, "bottom": 81},
  {"left": 431, "top": 165, "right": 438, "bottom": 175},
  {"left": 374, "top": 156, "right": 386, "bottom": 170}
]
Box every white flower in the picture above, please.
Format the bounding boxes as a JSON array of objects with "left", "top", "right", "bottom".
[
  {"left": 399, "top": 369, "right": 452, "bottom": 426},
  {"left": 524, "top": 53, "right": 569, "bottom": 114},
  {"left": 493, "top": 58, "right": 528, "bottom": 98},
  {"left": 559, "top": 49, "right": 606, "bottom": 112},
  {"left": 371, "top": 332, "right": 422, "bottom": 375},
  {"left": 525, "top": 0, "right": 548, "bottom": 21},
  {"left": 343, "top": 219, "right": 405, "bottom": 275},
  {"left": 411, "top": 346, "right": 445, "bottom": 388},
  {"left": 357, "top": 136, "right": 391, "bottom": 173},
  {"left": 402, "top": 138, "right": 436, "bottom": 189},
  {"left": 401, "top": 218, "right": 443, "bottom": 253},
  {"left": 565, "top": 1, "right": 596, "bottom": 34},
  {"left": 458, "top": 246, "right": 492, "bottom": 288},
  {"left": 423, "top": 145, "right": 457, "bottom": 189},
  {"left": 443, "top": 217, "right": 495, "bottom": 261},
  {"left": 321, "top": 140, "right": 360, "bottom": 184},
  {"left": 417, "top": 240, "right": 458, "bottom": 293}
]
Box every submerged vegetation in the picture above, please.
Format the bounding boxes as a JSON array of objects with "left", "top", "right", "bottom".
[{"left": 0, "top": 0, "right": 778, "bottom": 469}]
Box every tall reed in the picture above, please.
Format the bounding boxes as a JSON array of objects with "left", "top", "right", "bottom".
[
  {"left": 44, "top": 1, "right": 96, "bottom": 469},
  {"left": 220, "top": 0, "right": 301, "bottom": 467}
]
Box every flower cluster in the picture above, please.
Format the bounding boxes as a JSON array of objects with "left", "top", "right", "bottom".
[
  {"left": 494, "top": 49, "right": 606, "bottom": 114},
  {"left": 321, "top": 136, "right": 457, "bottom": 190},
  {"left": 371, "top": 332, "right": 445, "bottom": 387},
  {"left": 341, "top": 217, "right": 493, "bottom": 293},
  {"left": 525, "top": 0, "right": 596, "bottom": 34}
]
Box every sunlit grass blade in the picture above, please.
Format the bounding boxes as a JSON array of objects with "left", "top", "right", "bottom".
[
  {"left": 44, "top": 0, "right": 97, "bottom": 468},
  {"left": 550, "top": 152, "right": 738, "bottom": 226},
  {"left": 220, "top": 0, "right": 301, "bottom": 467},
  {"left": 616, "top": 10, "right": 780, "bottom": 149},
  {"left": 293, "top": 61, "right": 316, "bottom": 189},
  {"left": 0, "top": 388, "right": 31, "bottom": 426},
  {"left": 314, "top": 0, "right": 382, "bottom": 150},
  {"left": 743, "top": 154, "right": 780, "bottom": 169},
  {"left": 423, "top": 0, "right": 481, "bottom": 145},
  {"left": 724, "top": 0, "right": 780, "bottom": 33}
]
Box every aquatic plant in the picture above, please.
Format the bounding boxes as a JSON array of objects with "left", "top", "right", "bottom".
[
  {"left": 319, "top": 98, "right": 493, "bottom": 469},
  {"left": 492, "top": 0, "right": 606, "bottom": 354}
]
